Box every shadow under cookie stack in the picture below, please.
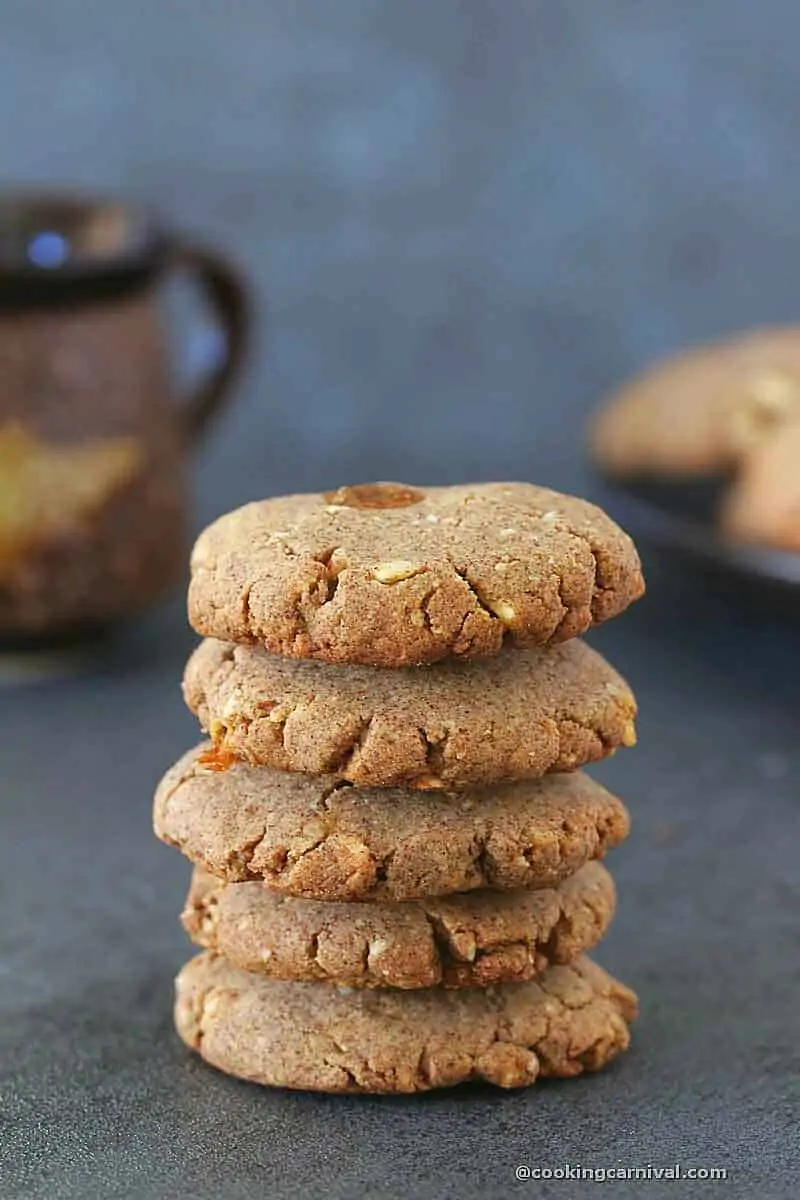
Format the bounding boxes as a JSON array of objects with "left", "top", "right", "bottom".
[{"left": 154, "top": 481, "right": 645, "bottom": 1094}]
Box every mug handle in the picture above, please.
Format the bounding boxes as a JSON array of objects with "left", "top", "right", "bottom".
[{"left": 168, "top": 241, "right": 250, "bottom": 443}]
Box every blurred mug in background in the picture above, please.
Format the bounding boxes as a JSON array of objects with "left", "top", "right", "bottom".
[{"left": 0, "top": 191, "right": 249, "bottom": 646}]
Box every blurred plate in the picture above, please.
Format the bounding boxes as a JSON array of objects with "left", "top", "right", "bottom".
[
  {"left": 593, "top": 475, "right": 800, "bottom": 598},
  {"left": 0, "top": 625, "right": 118, "bottom": 686}
]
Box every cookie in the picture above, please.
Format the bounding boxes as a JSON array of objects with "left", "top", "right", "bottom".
[
  {"left": 183, "top": 638, "right": 637, "bottom": 790},
  {"left": 187, "top": 482, "right": 644, "bottom": 667},
  {"left": 175, "top": 951, "right": 637, "bottom": 1093},
  {"left": 720, "top": 417, "right": 800, "bottom": 552},
  {"left": 182, "top": 861, "right": 616, "bottom": 990},
  {"left": 154, "top": 744, "right": 630, "bottom": 902},
  {"left": 590, "top": 327, "right": 800, "bottom": 478}
]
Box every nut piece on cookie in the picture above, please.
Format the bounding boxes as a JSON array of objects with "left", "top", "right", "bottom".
[
  {"left": 187, "top": 481, "right": 644, "bottom": 667},
  {"left": 370, "top": 560, "right": 426, "bottom": 584},
  {"left": 324, "top": 483, "right": 426, "bottom": 509},
  {"left": 589, "top": 327, "right": 800, "bottom": 479}
]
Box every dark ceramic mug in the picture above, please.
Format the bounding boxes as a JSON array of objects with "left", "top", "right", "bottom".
[{"left": 0, "top": 191, "right": 249, "bottom": 642}]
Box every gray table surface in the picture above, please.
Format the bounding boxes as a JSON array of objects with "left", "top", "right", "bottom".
[
  {"left": 5, "top": 562, "right": 800, "bottom": 1200},
  {"left": 3, "top": 2, "right": 800, "bottom": 1197}
]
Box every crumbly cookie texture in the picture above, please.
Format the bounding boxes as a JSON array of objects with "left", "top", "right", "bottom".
[
  {"left": 183, "top": 638, "right": 637, "bottom": 790},
  {"left": 182, "top": 861, "right": 615, "bottom": 990},
  {"left": 590, "top": 326, "right": 800, "bottom": 479},
  {"left": 187, "top": 482, "right": 644, "bottom": 667},
  {"left": 153, "top": 744, "right": 630, "bottom": 902},
  {"left": 720, "top": 416, "right": 800, "bottom": 552},
  {"left": 174, "top": 951, "right": 637, "bottom": 1093}
]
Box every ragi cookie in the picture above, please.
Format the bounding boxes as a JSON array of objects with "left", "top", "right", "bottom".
[
  {"left": 154, "top": 744, "right": 630, "bottom": 902},
  {"left": 175, "top": 951, "right": 637, "bottom": 1093},
  {"left": 720, "top": 417, "right": 800, "bottom": 552},
  {"left": 187, "top": 482, "right": 644, "bottom": 667},
  {"left": 590, "top": 326, "right": 800, "bottom": 479},
  {"left": 182, "top": 861, "right": 616, "bottom": 990},
  {"left": 183, "top": 637, "right": 637, "bottom": 790}
]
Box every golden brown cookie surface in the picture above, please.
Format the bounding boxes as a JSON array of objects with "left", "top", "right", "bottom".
[
  {"left": 174, "top": 951, "right": 637, "bottom": 1093},
  {"left": 154, "top": 743, "right": 630, "bottom": 901},
  {"left": 182, "top": 861, "right": 616, "bottom": 989},
  {"left": 187, "top": 482, "right": 644, "bottom": 667},
  {"left": 183, "top": 637, "right": 637, "bottom": 790}
]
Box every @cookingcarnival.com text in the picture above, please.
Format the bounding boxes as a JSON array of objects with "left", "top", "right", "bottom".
[{"left": 514, "top": 1162, "right": 728, "bottom": 1183}]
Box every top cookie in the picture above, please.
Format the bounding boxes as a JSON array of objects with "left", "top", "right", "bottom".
[
  {"left": 188, "top": 482, "right": 644, "bottom": 667},
  {"left": 590, "top": 327, "right": 800, "bottom": 479}
]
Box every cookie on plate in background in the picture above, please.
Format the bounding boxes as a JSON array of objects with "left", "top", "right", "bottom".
[
  {"left": 589, "top": 326, "right": 800, "bottom": 555},
  {"left": 720, "top": 416, "right": 800, "bottom": 552},
  {"left": 589, "top": 327, "right": 800, "bottom": 479}
]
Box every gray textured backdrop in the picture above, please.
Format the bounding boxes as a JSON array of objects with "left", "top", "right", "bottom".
[
  {"left": 3, "top": 4, "right": 800, "bottom": 1199},
  {"left": 4, "top": 0, "right": 800, "bottom": 509}
]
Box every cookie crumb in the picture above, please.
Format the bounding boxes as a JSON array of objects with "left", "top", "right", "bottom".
[{"left": 197, "top": 746, "right": 239, "bottom": 773}]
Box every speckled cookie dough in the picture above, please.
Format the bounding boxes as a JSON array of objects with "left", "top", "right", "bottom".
[
  {"left": 187, "top": 482, "right": 644, "bottom": 667},
  {"left": 174, "top": 951, "right": 637, "bottom": 1093},
  {"left": 153, "top": 744, "right": 630, "bottom": 902},
  {"left": 182, "top": 861, "right": 616, "bottom": 989},
  {"left": 183, "top": 637, "right": 637, "bottom": 790}
]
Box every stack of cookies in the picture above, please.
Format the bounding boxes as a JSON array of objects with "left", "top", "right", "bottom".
[{"left": 154, "top": 481, "right": 645, "bottom": 1094}]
